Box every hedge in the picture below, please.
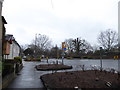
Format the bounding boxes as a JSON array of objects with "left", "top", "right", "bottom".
[
  {"left": 2, "top": 63, "right": 14, "bottom": 77},
  {"left": 14, "top": 57, "right": 22, "bottom": 64}
]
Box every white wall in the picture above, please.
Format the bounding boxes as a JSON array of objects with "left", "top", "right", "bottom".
[{"left": 7, "top": 41, "right": 20, "bottom": 59}]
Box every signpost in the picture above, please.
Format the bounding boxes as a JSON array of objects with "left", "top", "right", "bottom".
[
  {"left": 61, "top": 42, "right": 66, "bottom": 64},
  {"left": 61, "top": 52, "right": 65, "bottom": 64}
]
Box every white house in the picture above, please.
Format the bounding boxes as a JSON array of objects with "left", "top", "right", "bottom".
[{"left": 3, "top": 34, "right": 21, "bottom": 59}]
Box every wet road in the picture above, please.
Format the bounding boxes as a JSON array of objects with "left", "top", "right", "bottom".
[{"left": 6, "top": 59, "right": 118, "bottom": 88}]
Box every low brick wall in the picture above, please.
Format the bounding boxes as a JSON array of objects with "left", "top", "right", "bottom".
[{"left": 2, "top": 63, "right": 23, "bottom": 88}]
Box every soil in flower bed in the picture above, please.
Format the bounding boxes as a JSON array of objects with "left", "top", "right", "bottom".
[
  {"left": 40, "top": 70, "right": 119, "bottom": 89},
  {"left": 24, "top": 59, "right": 41, "bottom": 61},
  {"left": 35, "top": 64, "right": 72, "bottom": 71}
]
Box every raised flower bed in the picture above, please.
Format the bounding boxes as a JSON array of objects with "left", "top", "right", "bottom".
[
  {"left": 35, "top": 64, "right": 72, "bottom": 71},
  {"left": 40, "top": 70, "right": 119, "bottom": 89}
]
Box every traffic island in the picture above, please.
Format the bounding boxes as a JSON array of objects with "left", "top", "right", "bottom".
[
  {"left": 35, "top": 64, "right": 72, "bottom": 71},
  {"left": 24, "top": 58, "right": 41, "bottom": 61},
  {"left": 40, "top": 70, "right": 119, "bottom": 89}
]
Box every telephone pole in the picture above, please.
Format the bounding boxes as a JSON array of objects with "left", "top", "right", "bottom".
[
  {"left": 100, "top": 47, "right": 103, "bottom": 71},
  {"left": 34, "top": 34, "right": 37, "bottom": 58}
]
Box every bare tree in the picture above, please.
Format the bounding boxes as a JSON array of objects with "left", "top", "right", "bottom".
[
  {"left": 92, "top": 44, "right": 99, "bottom": 53},
  {"left": 64, "top": 37, "right": 92, "bottom": 58},
  {"left": 20, "top": 44, "right": 29, "bottom": 57},
  {"left": 72, "top": 37, "right": 92, "bottom": 54},
  {"left": 98, "top": 29, "right": 118, "bottom": 51},
  {"left": 30, "top": 34, "right": 52, "bottom": 57},
  {"left": 80, "top": 39, "right": 93, "bottom": 53},
  {"left": 72, "top": 37, "right": 83, "bottom": 55},
  {"left": 20, "top": 44, "right": 28, "bottom": 51},
  {"left": 34, "top": 34, "right": 52, "bottom": 50}
]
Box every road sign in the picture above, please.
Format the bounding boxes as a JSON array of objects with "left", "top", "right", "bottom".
[
  {"left": 62, "top": 42, "right": 66, "bottom": 50},
  {"left": 63, "top": 47, "right": 66, "bottom": 50}
]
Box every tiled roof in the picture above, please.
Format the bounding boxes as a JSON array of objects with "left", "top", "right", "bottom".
[
  {"left": 5, "top": 34, "right": 21, "bottom": 48},
  {"left": 5, "top": 34, "right": 15, "bottom": 41},
  {"left": 2, "top": 16, "right": 7, "bottom": 24}
]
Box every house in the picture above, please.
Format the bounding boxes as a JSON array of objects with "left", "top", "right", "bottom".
[
  {"left": 0, "top": 0, "right": 21, "bottom": 60},
  {"left": 3, "top": 34, "right": 21, "bottom": 59}
]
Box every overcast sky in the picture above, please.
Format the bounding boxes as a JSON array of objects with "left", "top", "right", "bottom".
[{"left": 2, "top": 0, "right": 119, "bottom": 47}]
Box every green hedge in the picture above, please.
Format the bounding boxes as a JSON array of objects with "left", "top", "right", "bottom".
[
  {"left": 66, "top": 57, "right": 73, "bottom": 59},
  {"left": 14, "top": 57, "right": 22, "bottom": 64},
  {"left": 2, "top": 63, "right": 14, "bottom": 77},
  {"left": 4, "top": 59, "right": 15, "bottom": 63}
]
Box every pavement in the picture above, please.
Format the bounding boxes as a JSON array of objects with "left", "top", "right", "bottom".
[{"left": 6, "top": 60, "right": 52, "bottom": 89}]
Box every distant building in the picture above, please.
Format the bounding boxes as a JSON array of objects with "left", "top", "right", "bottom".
[{"left": 3, "top": 34, "right": 21, "bottom": 59}]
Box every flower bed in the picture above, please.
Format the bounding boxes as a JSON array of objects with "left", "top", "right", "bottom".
[
  {"left": 24, "top": 58, "right": 41, "bottom": 61},
  {"left": 40, "top": 70, "right": 119, "bottom": 89},
  {"left": 35, "top": 64, "right": 72, "bottom": 71}
]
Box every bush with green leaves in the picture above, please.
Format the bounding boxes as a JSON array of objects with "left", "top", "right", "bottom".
[{"left": 14, "top": 57, "right": 22, "bottom": 64}]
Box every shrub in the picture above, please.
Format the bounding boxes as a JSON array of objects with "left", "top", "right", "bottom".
[
  {"left": 88, "top": 57, "right": 93, "bottom": 59},
  {"left": 4, "top": 59, "right": 15, "bottom": 63},
  {"left": 14, "top": 57, "right": 22, "bottom": 64},
  {"left": 24, "top": 58, "right": 30, "bottom": 61},
  {"left": 35, "top": 58, "right": 41, "bottom": 61},
  {"left": 66, "top": 57, "right": 72, "bottom": 59},
  {"left": 82, "top": 56, "right": 88, "bottom": 59},
  {"left": 2, "top": 63, "right": 14, "bottom": 77}
]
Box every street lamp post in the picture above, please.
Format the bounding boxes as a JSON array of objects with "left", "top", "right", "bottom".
[
  {"left": 100, "top": 47, "right": 103, "bottom": 71},
  {"left": 34, "top": 34, "right": 37, "bottom": 58},
  {"left": 117, "top": 46, "right": 120, "bottom": 80}
]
